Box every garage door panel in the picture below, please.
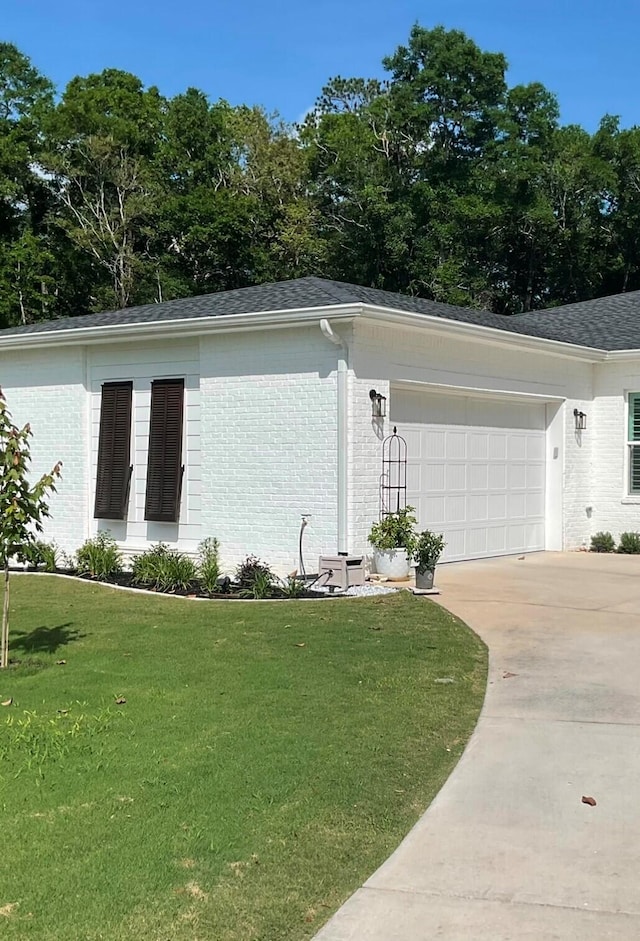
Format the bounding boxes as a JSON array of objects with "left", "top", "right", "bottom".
[
  {"left": 446, "top": 464, "right": 467, "bottom": 490},
  {"left": 396, "top": 402, "right": 546, "bottom": 562},
  {"left": 468, "top": 464, "right": 489, "bottom": 490},
  {"left": 446, "top": 431, "right": 467, "bottom": 459},
  {"left": 468, "top": 494, "right": 488, "bottom": 521}
]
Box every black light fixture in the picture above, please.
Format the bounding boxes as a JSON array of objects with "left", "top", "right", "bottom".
[
  {"left": 369, "top": 388, "right": 387, "bottom": 419},
  {"left": 574, "top": 408, "right": 587, "bottom": 431}
]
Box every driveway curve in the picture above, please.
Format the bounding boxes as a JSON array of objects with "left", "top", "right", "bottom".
[{"left": 315, "top": 552, "right": 640, "bottom": 940}]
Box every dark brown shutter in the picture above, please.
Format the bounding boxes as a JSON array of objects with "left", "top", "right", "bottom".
[
  {"left": 94, "top": 382, "right": 133, "bottom": 520},
  {"left": 144, "top": 379, "right": 184, "bottom": 522}
]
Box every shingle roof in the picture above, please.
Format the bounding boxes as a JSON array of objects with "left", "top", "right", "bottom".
[{"left": 1, "top": 276, "right": 640, "bottom": 352}]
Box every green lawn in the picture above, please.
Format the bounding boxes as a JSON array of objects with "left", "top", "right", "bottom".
[{"left": 0, "top": 576, "right": 487, "bottom": 940}]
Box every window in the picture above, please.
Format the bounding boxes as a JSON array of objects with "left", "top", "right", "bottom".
[
  {"left": 145, "top": 379, "right": 184, "bottom": 522},
  {"left": 94, "top": 382, "right": 133, "bottom": 520},
  {"left": 628, "top": 393, "right": 640, "bottom": 494}
]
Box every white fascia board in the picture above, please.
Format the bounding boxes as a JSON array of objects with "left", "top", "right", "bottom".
[
  {"left": 391, "top": 378, "right": 565, "bottom": 404},
  {"left": 603, "top": 349, "right": 640, "bottom": 362},
  {"left": 0, "top": 304, "right": 363, "bottom": 351},
  {"left": 361, "top": 304, "right": 608, "bottom": 362}
]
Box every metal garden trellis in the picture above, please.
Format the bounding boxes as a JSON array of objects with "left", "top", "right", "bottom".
[{"left": 380, "top": 426, "right": 408, "bottom": 518}]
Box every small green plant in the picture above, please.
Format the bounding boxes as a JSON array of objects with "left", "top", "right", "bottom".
[
  {"left": 131, "top": 543, "right": 197, "bottom": 592},
  {"left": 368, "top": 506, "right": 417, "bottom": 552},
  {"left": 590, "top": 531, "right": 616, "bottom": 553},
  {"left": 238, "top": 569, "right": 275, "bottom": 600},
  {"left": 76, "top": 531, "right": 123, "bottom": 580},
  {"left": 34, "top": 541, "right": 59, "bottom": 573},
  {"left": 279, "top": 574, "right": 306, "bottom": 599},
  {"left": 413, "top": 530, "right": 446, "bottom": 574},
  {"left": 617, "top": 531, "right": 640, "bottom": 554},
  {"left": 198, "top": 537, "right": 220, "bottom": 595}
]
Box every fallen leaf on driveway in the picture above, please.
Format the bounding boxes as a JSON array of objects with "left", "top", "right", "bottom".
[
  {"left": 582, "top": 795, "right": 597, "bottom": 806},
  {"left": 502, "top": 671, "right": 519, "bottom": 679}
]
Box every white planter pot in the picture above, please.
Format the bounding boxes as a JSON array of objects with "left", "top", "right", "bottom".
[{"left": 373, "top": 547, "right": 412, "bottom": 579}]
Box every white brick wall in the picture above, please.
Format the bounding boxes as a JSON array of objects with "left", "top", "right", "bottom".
[
  {"left": 199, "top": 326, "right": 339, "bottom": 573},
  {"left": 0, "top": 347, "right": 88, "bottom": 554}
]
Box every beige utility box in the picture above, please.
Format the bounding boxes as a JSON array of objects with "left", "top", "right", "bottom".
[{"left": 318, "top": 555, "right": 365, "bottom": 590}]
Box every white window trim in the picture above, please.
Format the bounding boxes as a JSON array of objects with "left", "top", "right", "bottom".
[{"left": 625, "top": 391, "right": 640, "bottom": 497}]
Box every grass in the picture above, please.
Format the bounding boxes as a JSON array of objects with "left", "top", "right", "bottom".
[{"left": 0, "top": 576, "right": 487, "bottom": 940}]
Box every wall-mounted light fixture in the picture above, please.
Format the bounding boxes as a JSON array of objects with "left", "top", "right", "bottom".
[
  {"left": 573, "top": 408, "right": 587, "bottom": 431},
  {"left": 369, "top": 389, "right": 387, "bottom": 419}
]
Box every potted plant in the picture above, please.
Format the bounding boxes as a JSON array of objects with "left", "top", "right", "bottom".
[
  {"left": 413, "top": 529, "right": 446, "bottom": 590},
  {"left": 367, "top": 506, "right": 417, "bottom": 579}
]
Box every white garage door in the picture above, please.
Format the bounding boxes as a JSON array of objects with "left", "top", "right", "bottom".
[{"left": 393, "top": 388, "right": 546, "bottom": 562}]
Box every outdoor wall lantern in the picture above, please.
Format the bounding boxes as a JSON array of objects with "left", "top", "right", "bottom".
[
  {"left": 369, "top": 389, "right": 387, "bottom": 419},
  {"left": 574, "top": 408, "right": 587, "bottom": 431}
]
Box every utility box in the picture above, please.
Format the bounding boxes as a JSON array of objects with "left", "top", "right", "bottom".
[{"left": 318, "top": 555, "right": 365, "bottom": 590}]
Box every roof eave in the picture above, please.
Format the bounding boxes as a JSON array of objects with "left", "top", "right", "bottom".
[
  {"left": 0, "top": 304, "right": 364, "bottom": 350},
  {"left": 361, "top": 304, "right": 608, "bottom": 361}
]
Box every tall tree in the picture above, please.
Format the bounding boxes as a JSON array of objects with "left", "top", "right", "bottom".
[{"left": 43, "top": 69, "right": 164, "bottom": 311}]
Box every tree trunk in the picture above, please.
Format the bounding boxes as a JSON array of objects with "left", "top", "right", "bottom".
[{"left": 1, "top": 563, "right": 9, "bottom": 669}]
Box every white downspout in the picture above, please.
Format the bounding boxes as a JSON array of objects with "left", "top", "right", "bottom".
[{"left": 320, "top": 319, "right": 348, "bottom": 554}]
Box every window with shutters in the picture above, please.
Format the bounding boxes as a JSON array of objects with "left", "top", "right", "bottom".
[
  {"left": 145, "top": 379, "right": 185, "bottom": 522},
  {"left": 628, "top": 393, "right": 640, "bottom": 494},
  {"left": 94, "top": 382, "right": 133, "bottom": 520}
]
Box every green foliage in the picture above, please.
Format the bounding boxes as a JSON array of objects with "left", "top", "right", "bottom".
[
  {"left": 0, "top": 389, "right": 61, "bottom": 668},
  {"left": 75, "top": 531, "right": 123, "bottom": 580},
  {"left": 279, "top": 574, "right": 307, "bottom": 599},
  {"left": 197, "top": 537, "right": 220, "bottom": 595},
  {"left": 131, "top": 543, "right": 197, "bottom": 593},
  {"left": 34, "top": 540, "right": 59, "bottom": 573},
  {"left": 617, "top": 531, "right": 640, "bottom": 554},
  {"left": 413, "top": 530, "right": 446, "bottom": 573},
  {"left": 3, "top": 27, "right": 640, "bottom": 323},
  {"left": 590, "top": 531, "right": 616, "bottom": 553},
  {"left": 368, "top": 507, "right": 417, "bottom": 552},
  {"left": 235, "top": 555, "right": 277, "bottom": 598}
]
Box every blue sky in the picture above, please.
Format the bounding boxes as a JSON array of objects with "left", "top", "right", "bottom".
[{"left": 4, "top": 0, "right": 640, "bottom": 131}]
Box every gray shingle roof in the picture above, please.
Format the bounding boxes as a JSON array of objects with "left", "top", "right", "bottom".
[{"left": 2, "top": 276, "right": 640, "bottom": 352}]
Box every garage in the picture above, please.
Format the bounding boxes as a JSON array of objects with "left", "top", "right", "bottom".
[{"left": 392, "top": 387, "right": 547, "bottom": 562}]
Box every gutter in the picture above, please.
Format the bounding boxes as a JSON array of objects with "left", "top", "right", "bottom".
[
  {"left": 320, "top": 319, "right": 349, "bottom": 555},
  {"left": 0, "top": 298, "right": 636, "bottom": 364}
]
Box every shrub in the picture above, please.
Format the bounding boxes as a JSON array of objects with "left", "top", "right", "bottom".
[
  {"left": 198, "top": 537, "right": 220, "bottom": 595},
  {"left": 76, "top": 532, "right": 123, "bottom": 580},
  {"left": 618, "top": 532, "right": 640, "bottom": 554},
  {"left": 238, "top": 569, "right": 275, "bottom": 600},
  {"left": 235, "top": 555, "right": 275, "bottom": 590},
  {"left": 590, "top": 532, "right": 616, "bottom": 553},
  {"left": 413, "top": 530, "right": 446, "bottom": 573},
  {"left": 34, "top": 540, "right": 59, "bottom": 573},
  {"left": 368, "top": 507, "right": 417, "bottom": 552},
  {"left": 131, "top": 543, "right": 197, "bottom": 592}
]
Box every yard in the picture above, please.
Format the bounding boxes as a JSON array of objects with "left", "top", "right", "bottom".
[{"left": 0, "top": 577, "right": 487, "bottom": 940}]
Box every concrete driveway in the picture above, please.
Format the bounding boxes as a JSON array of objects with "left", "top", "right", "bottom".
[{"left": 315, "top": 552, "right": 640, "bottom": 940}]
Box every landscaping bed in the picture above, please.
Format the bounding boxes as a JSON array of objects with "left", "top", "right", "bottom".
[{"left": 0, "top": 576, "right": 487, "bottom": 941}]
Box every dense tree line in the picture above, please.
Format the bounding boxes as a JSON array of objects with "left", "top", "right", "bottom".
[{"left": 2, "top": 25, "right": 640, "bottom": 327}]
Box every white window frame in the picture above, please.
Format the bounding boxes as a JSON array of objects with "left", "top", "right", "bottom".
[{"left": 627, "top": 392, "right": 640, "bottom": 496}]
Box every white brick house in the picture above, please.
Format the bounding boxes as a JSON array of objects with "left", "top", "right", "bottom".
[{"left": 0, "top": 277, "right": 639, "bottom": 571}]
